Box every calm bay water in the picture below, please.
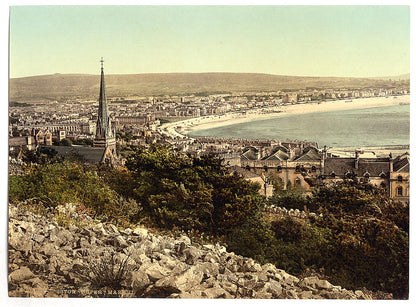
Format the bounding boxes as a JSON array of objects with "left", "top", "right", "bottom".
[{"left": 188, "top": 104, "right": 410, "bottom": 147}]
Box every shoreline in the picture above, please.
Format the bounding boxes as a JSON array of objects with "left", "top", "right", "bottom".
[{"left": 158, "top": 95, "right": 410, "bottom": 139}]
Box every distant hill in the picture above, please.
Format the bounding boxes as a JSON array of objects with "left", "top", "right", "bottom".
[
  {"left": 9, "top": 72, "right": 410, "bottom": 102},
  {"left": 369, "top": 73, "right": 410, "bottom": 81}
]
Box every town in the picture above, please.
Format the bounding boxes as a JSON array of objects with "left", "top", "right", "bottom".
[{"left": 9, "top": 64, "right": 410, "bottom": 204}]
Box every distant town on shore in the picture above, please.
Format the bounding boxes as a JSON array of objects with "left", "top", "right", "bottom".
[{"left": 9, "top": 69, "right": 410, "bottom": 204}]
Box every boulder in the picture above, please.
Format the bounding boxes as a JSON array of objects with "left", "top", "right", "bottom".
[
  {"left": 316, "top": 279, "right": 333, "bottom": 290},
  {"left": 9, "top": 236, "right": 33, "bottom": 255},
  {"left": 202, "top": 286, "right": 233, "bottom": 299},
  {"left": 9, "top": 267, "right": 35, "bottom": 283},
  {"left": 263, "top": 279, "right": 283, "bottom": 297},
  {"left": 39, "top": 243, "right": 58, "bottom": 256},
  {"left": 166, "top": 267, "right": 204, "bottom": 293},
  {"left": 106, "top": 224, "right": 119, "bottom": 234},
  {"left": 144, "top": 263, "right": 171, "bottom": 282},
  {"left": 92, "top": 223, "right": 108, "bottom": 236},
  {"left": 32, "top": 234, "right": 45, "bottom": 243},
  {"left": 114, "top": 235, "right": 129, "bottom": 248},
  {"left": 183, "top": 246, "right": 204, "bottom": 264},
  {"left": 219, "top": 280, "right": 238, "bottom": 295},
  {"left": 299, "top": 290, "right": 314, "bottom": 299},
  {"left": 132, "top": 226, "right": 148, "bottom": 238},
  {"left": 195, "top": 262, "right": 220, "bottom": 278},
  {"left": 129, "top": 270, "right": 151, "bottom": 296}
]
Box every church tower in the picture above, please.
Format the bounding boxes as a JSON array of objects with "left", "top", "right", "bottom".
[{"left": 94, "top": 58, "right": 116, "bottom": 154}]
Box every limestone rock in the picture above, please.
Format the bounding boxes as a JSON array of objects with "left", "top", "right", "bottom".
[
  {"left": 9, "top": 267, "right": 35, "bottom": 283},
  {"left": 7, "top": 202, "right": 374, "bottom": 300}
]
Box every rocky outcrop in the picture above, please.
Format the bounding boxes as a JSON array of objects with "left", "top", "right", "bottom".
[{"left": 8, "top": 202, "right": 371, "bottom": 299}]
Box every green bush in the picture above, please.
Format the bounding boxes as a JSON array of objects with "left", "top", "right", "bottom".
[
  {"left": 8, "top": 161, "right": 139, "bottom": 225},
  {"left": 124, "top": 145, "right": 265, "bottom": 234}
]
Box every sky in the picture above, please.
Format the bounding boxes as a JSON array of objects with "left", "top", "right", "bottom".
[{"left": 8, "top": 5, "right": 411, "bottom": 78}]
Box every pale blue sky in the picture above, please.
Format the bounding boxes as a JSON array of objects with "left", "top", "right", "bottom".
[{"left": 9, "top": 5, "right": 410, "bottom": 78}]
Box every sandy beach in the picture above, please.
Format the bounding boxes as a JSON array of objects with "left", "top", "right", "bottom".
[{"left": 158, "top": 95, "right": 410, "bottom": 139}]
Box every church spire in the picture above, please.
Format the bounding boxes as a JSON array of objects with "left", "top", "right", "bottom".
[
  {"left": 94, "top": 58, "right": 116, "bottom": 152},
  {"left": 97, "top": 57, "right": 110, "bottom": 136}
]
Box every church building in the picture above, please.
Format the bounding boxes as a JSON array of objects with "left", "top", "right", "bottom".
[{"left": 40, "top": 59, "right": 118, "bottom": 164}]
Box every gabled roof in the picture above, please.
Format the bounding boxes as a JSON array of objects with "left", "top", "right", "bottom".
[
  {"left": 393, "top": 156, "right": 409, "bottom": 172},
  {"left": 294, "top": 147, "right": 321, "bottom": 162},
  {"left": 324, "top": 158, "right": 355, "bottom": 176},
  {"left": 323, "top": 157, "right": 390, "bottom": 177},
  {"left": 356, "top": 158, "right": 390, "bottom": 176},
  {"left": 241, "top": 147, "right": 259, "bottom": 160},
  {"left": 40, "top": 145, "right": 106, "bottom": 164},
  {"left": 262, "top": 149, "right": 289, "bottom": 161}
]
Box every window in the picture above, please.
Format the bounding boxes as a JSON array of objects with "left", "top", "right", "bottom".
[
  {"left": 380, "top": 182, "right": 386, "bottom": 189},
  {"left": 277, "top": 166, "right": 282, "bottom": 172},
  {"left": 295, "top": 165, "right": 300, "bottom": 172},
  {"left": 263, "top": 165, "right": 268, "bottom": 172},
  {"left": 398, "top": 175, "right": 403, "bottom": 182},
  {"left": 245, "top": 165, "right": 251, "bottom": 171},
  {"left": 294, "top": 178, "right": 301, "bottom": 187},
  {"left": 397, "top": 186, "right": 403, "bottom": 196},
  {"left": 311, "top": 166, "right": 316, "bottom": 172}
]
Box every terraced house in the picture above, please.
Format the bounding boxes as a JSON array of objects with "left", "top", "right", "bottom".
[{"left": 239, "top": 145, "right": 409, "bottom": 203}]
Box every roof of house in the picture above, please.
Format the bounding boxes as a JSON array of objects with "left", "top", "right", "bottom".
[
  {"left": 40, "top": 145, "right": 106, "bottom": 164},
  {"left": 324, "top": 157, "right": 390, "bottom": 177},
  {"left": 241, "top": 147, "right": 259, "bottom": 160},
  {"left": 262, "top": 148, "right": 290, "bottom": 161},
  {"left": 393, "top": 156, "right": 409, "bottom": 172},
  {"left": 9, "top": 136, "right": 32, "bottom": 147},
  {"left": 294, "top": 147, "right": 321, "bottom": 162}
]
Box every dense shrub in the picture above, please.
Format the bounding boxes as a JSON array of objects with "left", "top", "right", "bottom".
[
  {"left": 8, "top": 161, "right": 139, "bottom": 225},
  {"left": 123, "top": 145, "right": 265, "bottom": 234},
  {"left": 267, "top": 180, "right": 409, "bottom": 298}
]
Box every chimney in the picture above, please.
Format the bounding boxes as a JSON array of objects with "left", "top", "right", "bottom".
[
  {"left": 289, "top": 148, "right": 295, "bottom": 160},
  {"left": 389, "top": 154, "right": 393, "bottom": 173},
  {"left": 354, "top": 149, "right": 363, "bottom": 169}
]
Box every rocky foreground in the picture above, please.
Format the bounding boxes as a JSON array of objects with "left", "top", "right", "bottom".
[{"left": 8, "top": 202, "right": 371, "bottom": 299}]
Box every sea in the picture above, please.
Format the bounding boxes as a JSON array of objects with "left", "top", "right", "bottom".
[{"left": 188, "top": 104, "right": 410, "bottom": 148}]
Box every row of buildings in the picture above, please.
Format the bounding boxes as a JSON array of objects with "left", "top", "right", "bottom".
[
  {"left": 236, "top": 144, "right": 409, "bottom": 202},
  {"left": 9, "top": 60, "right": 410, "bottom": 203}
]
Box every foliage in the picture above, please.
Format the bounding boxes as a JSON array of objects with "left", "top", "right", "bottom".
[
  {"left": 156, "top": 118, "right": 170, "bottom": 125},
  {"left": 266, "top": 184, "right": 310, "bottom": 211},
  {"left": 116, "top": 131, "right": 137, "bottom": 142},
  {"left": 8, "top": 161, "right": 139, "bottom": 226},
  {"left": 71, "top": 138, "right": 94, "bottom": 146},
  {"left": 124, "top": 145, "right": 265, "bottom": 234},
  {"left": 268, "top": 219, "right": 333, "bottom": 274},
  {"left": 308, "top": 181, "right": 408, "bottom": 298},
  {"left": 20, "top": 147, "right": 63, "bottom": 164},
  {"left": 225, "top": 216, "right": 275, "bottom": 263},
  {"left": 261, "top": 180, "right": 408, "bottom": 298},
  {"left": 79, "top": 249, "right": 138, "bottom": 290},
  {"left": 9, "top": 145, "right": 408, "bottom": 298},
  {"left": 59, "top": 138, "right": 73, "bottom": 146}
]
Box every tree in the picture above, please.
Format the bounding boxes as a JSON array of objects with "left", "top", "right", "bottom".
[
  {"left": 124, "top": 145, "right": 265, "bottom": 234},
  {"left": 59, "top": 138, "right": 73, "bottom": 146}
]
